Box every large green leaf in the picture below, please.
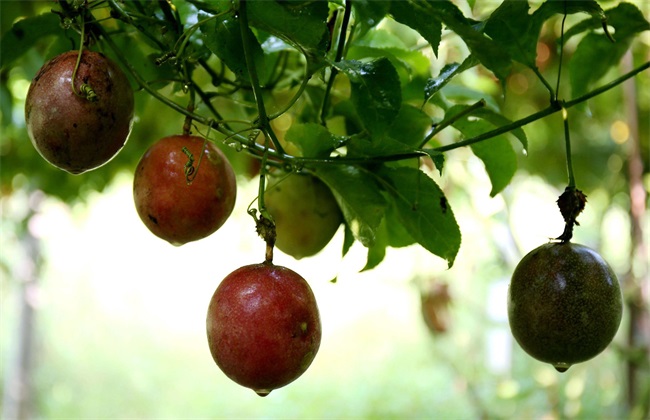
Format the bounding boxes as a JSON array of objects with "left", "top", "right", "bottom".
[
  {"left": 407, "top": 0, "right": 512, "bottom": 83},
  {"left": 285, "top": 123, "right": 342, "bottom": 158},
  {"left": 247, "top": 0, "right": 329, "bottom": 57},
  {"left": 378, "top": 167, "right": 461, "bottom": 267},
  {"left": 484, "top": 0, "right": 540, "bottom": 69},
  {"left": 313, "top": 164, "right": 387, "bottom": 247},
  {"left": 568, "top": 3, "right": 650, "bottom": 99},
  {"left": 335, "top": 58, "right": 402, "bottom": 136},
  {"left": 448, "top": 105, "right": 518, "bottom": 196},
  {"left": 423, "top": 56, "right": 478, "bottom": 106},
  {"left": 389, "top": 1, "right": 442, "bottom": 57},
  {"left": 1, "top": 13, "right": 66, "bottom": 69},
  {"left": 200, "top": 14, "right": 271, "bottom": 84}
]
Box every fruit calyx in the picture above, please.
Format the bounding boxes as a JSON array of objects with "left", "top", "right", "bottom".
[{"left": 555, "top": 186, "right": 587, "bottom": 243}]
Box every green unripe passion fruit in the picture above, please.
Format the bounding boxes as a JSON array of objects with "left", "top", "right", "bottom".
[
  {"left": 508, "top": 242, "right": 622, "bottom": 372},
  {"left": 265, "top": 174, "right": 342, "bottom": 260}
]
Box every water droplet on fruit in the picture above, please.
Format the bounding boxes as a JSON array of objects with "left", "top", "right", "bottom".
[
  {"left": 553, "top": 362, "right": 571, "bottom": 373},
  {"left": 254, "top": 389, "right": 271, "bottom": 397}
]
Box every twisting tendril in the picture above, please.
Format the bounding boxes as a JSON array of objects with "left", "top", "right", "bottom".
[{"left": 71, "top": 13, "right": 98, "bottom": 102}]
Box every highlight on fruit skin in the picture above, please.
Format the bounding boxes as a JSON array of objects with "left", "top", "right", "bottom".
[
  {"left": 25, "top": 50, "right": 134, "bottom": 174},
  {"left": 507, "top": 241, "right": 622, "bottom": 372},
  {"left": 206, "top": 262, "right": 321, "bottom": 396}
]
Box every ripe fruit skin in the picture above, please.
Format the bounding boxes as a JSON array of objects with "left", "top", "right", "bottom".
[
  {"left": 133, "top": 135, "right": 236, "bottom": 245},
  {"left": 206, "top": 263, "right": 321, "bottom": 396},
  {"left": 25, "top": 50, "right": 134, "bottom": 174},
  {"left": 508, "top": 242, "right": 622, "bottom": 372},
  {"left": 265, "top": 174, "right": 342, "bottom": 259}
]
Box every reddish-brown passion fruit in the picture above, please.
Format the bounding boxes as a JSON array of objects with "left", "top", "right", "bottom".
[
  {"left": 206, "top": 262, "right": 321, "bottom": 396},
  {"left": 25, "top": 50, "right": 134, "bottom": 174},
  {"left": 508, "top": 242, "right": 622, "bottom": 372},
  {"left": 133, "top": 135, "right": 236, "bottom": 245}
]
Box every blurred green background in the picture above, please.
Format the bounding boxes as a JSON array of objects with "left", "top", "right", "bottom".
[{"left": 1, "top": 1, "right": 649, "bottom": 418}]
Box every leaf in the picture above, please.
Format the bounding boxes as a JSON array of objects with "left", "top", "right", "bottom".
[
  {"left": 387, "top": 105, "right": 432, "bottom": 148},
  {"left": 352, "top": 0, "right": 391, "bottom": 36},
  {"left": 200, "top": 14, "right": 274, "bottom": 85},
  {"left": 314, "top": 164, "right": 387, "bottom": 247},
  {"left": 378, "top": 167, "right": 461, "bottom": 267},
  {"left": 335, "top": 58, "right": 402, "bottom": 136},
  {"left": 405, "top": 0, "right": 512, "bottom": 83},
  {"left": 424, "top": 56, "right": 478, "bottom": 105},
  {"left": 247, "top": 0, "right": 329, "bottom": 57},
  {"left": 471, "top": 108, "right": 528, "bottom": 151},
  {"left": 448, "top": 105, "right": 517, "bottom": 196},
  {"left": 424, "top": 150, "right": 445, "bottom": 176},
  {"left": 567, "top": 3, "right": 649, "bottom": 99},
  {"left": 389, "top": 1, "right": 443, "bottom": 56},
  {"left": 484, "top": 0, "right": 540, "bottom": 68},
  {"left": 1, "top": 13, "right": 65, "bottom": 69},
  {"left": 534, "top": 0, "right": 605, "bottom": 28},
  {"left": 570, "top": 33, "right": 630, "bottom": 100},
  {"left": 285, "top": 123, "right": 341, "bottom": 158}
]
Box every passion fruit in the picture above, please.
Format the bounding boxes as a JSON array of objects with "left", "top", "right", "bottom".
[
  {"left": 206, "top": 262, "right": 321, "bottom": 396},
  {"left": 25, "top": 50, "right": 134, "bottom": 174},
  {"left": 133, "top": 135, "right": 236, "bottom": 245},
  {"left": 264, "top": 173, "right": 343, "bottom": 259},
  {"left": 508, "top": 242, "right": 622, "bottom": 372}
]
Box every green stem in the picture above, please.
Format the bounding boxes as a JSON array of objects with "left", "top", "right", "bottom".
[
  {"left": 268, "top": 70, "right": 313, "bottom": 120},
  {"left": 320, "top": 0, "right": 352, "bottom": 125},
  {"left": 238, "top": 0, "right": 285, "bottom": 155},
  {"left": 420, "top": 99, "right": 485, "bottom": 148},
  {"left": 532, "top": 67, "right": 555, "bottom": 103},
  {"left": 562, "top": 107, "right": 576, "bottom": 187},
  {"left": 555, "top": 7, "right": 568, "bottom": 100}
]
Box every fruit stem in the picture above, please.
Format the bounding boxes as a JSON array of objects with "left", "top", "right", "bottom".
[{"left": 562, "top": 107, "right": 576, "bottom": 188}]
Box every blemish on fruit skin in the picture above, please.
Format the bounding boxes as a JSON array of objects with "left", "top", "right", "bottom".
[{"left": 148, "top": 214, "right": 158, "bottom": 225}]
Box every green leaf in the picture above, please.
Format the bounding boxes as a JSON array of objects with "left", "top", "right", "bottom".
[
  {"left": 424, "top": 56, "right": 478, "bottom": 105},
  {"left": 567, "top": 3, "right": 649, "bottom": 99},
  {"left": 378, "top": 167, "right": 461, "bottom": 267},
  {"left": 389, "top": 1, "right": 443, "bottom": 56},
  {"left": 403, "top": 0, "right": 512, "bottom": 83},
  {"left": 387, "top": 105, "right": 432, "bottom": 148},
  {"left": 448, "top": 105, "right": 517, "bottom": 196},
  {"left": 570, "top": 33, "right": 630, "bottom": 100},
  {"left": 352, "top": 0, "right": 391, "bottom": 36},
  {"left": 484, "top": 0, "right": 540, "bottom": 68},
  {"left": 335, "top": 58, "right": 402, "bottom": 136},
  {"left": 424, "top": 150, "right": 445, "bottom": 175},
  {"left": 247, "top": 0, "right": 329, "bottom": 56},
  {"left": 534, "top": 0, "right": 605, "bottom": 27},
  {"left": 285, "top": 123, "right": 341, "bottom": 158},
  {"left": 1, "top": 13, "right": 65, "bottom": 69},
  {"left": 314, "top": 164, "right": 387, "bottom": 247},
  {"left": 200, "top": 14, "right": 271, "bottom": 84},
  {"left": 362, "top": 239, "right": 386, "bottom": 271},
  {"left": 471, "top": 108, "right": 528, "bottom": 151}
]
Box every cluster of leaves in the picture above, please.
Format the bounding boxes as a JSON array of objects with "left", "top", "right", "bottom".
[{"left": 1, "top": 0, "right": 648, "bottom": 268}]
